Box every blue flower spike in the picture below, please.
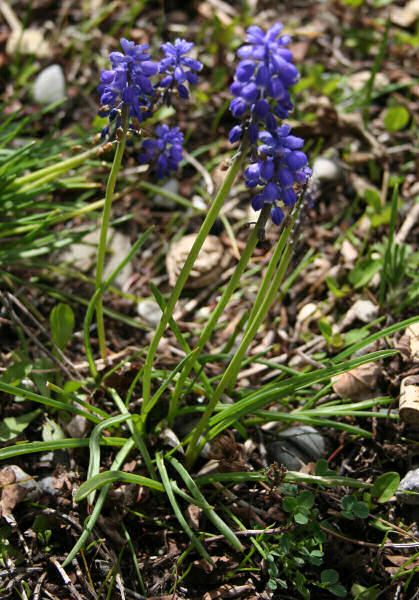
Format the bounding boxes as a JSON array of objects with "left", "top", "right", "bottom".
[
  {"left": 98, "top": 37, "right": 201, "bottom": 179},
  {"left": 137, "top": 125, "right": 184, "bottom": 179},
  {"left": 159, "top": 38, "right": 203, "bottom": 102},
  {"left": 229, "top": 23, "right": 312, "bottom": 225},
  {"left": 98, "top": 38, "right": 158, "bottom": 129}
]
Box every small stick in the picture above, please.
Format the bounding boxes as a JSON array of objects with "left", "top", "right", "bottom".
[{"left": 50, "top": 559, "right": 84, "bottom": 600}]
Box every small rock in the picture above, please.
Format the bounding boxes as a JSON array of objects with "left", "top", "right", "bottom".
[
  {"left": 153, "top": 178, "right": 179, "bottom": 209},
  {"left": 102, "top": 230, "right": 133, "bottom": 288},
  {"left": 296, "top": 302, "right": 319, "bottom": 324},
  {"left": 340, "top": 239, "right": 358, "bottom": 265},
  {"left": 66, "top": 414, "right": 91, "bottom": 438},
  {"left": 347, "top": 71, "right": 389, "bottom": 92},
  {"left": 391, "top": 0, "right": 419, "bottom": 28},
  {"left": 33, "top": 64, "right": 66, "bottom": 104},
  {"left": 192, "top": 195, "right": 207, "bottom": 211},
  {"left": 312, "top": 157, "right": 341, "bottom": 183},
  {"left": 38, "top": 476, "right": 60, "bottom": 495},
  {"left": 268, "top": 425, "right": 326, "bottom": 471},
  {"left": 396, "top": 468, "right": 419, "bottom": 505},
  {"left": 340, "top": 299, "right": 379, "bottom": 329},
  {"left": 160, "top": 428, "right": 184, "bottom": 453},
  {"left": 58, "top": 226, "right": 133, "bottom": 289},
  {"left": 166, "top": 233, "right": 229, "bottom": 289},
  {"left": 137, "top": 299, "right": 163, "bottom": 328}
]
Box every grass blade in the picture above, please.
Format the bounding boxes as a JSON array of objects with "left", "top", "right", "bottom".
[
  {"left": 168, "top": 456, "right": 243, "bottom": 551},
  {"left": 155, "top": 452, "right": 214, "bottom": 565}
]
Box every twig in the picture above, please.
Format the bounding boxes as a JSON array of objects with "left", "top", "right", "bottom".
[
  {"left": 184, "top": 150, "right": 214, "bottom": 196},
  {"left": 33, "top": 571, "right": 47, "bottom": 600},
  {"left": 395, "top": 202, "right": 419, "bottom": 245},
  {"left": 0, "top": 0, "right": 22, "bottom": 31},
  {"left": 0, "top": 567, "right": 43, "bottom": 578},
  {"left": 204, "top": 526, "right": 288, "bottom": 544},
  {"left": 321, "top": 525, "right": 419, "bottom": 551},
  {"left": 72, "top": 345, "right": 142, "bottom": 373},
  {"left": 42, "top": 589, "right": 61, "bottom": 600},
  {"left": 71, "top": 557, "right": 97, "bottom": 600},
  {"left": 50, "top": 559, "right": 84, "bottom": 600},
  {"left": 294, "top": 348, "right": 326, "bottom": 368},
  {"left": 124, "top": 590, "right": 147, "bottom": 600},
  {"left": 2, "top": 292, "right": 81, "bottom": 381}
]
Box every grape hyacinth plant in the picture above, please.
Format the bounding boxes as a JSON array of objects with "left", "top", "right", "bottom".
[
  {"left": 140, "top": 23, "right": 313, "bottom": 465},
  {"left": 84, "top": 22, "right": 318, "bottom": 548},
  {"left": 94, "top": 37, "right": 202, "bottom": 358}
]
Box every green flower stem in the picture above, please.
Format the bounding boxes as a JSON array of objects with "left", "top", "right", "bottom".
[
  {"left": 9, "top": 145, "right": 102, "bottom": 192},
  {"left": 225, "top": 245, "right": 293, "bottom": 390},
  {"left": 185, "top": 244, "right": 293, "bottom": 468},
  {"left": 243, "top": 218, "right": 290, "bottom": 337},
  {"left": 185, "top": 200, "right": 304, "bottom": 469},
  {"left": 379, "top": 183, "right": 398, "bottom": 307},
  {"left": 225, "top": 193, "right": 307, "bottom": 392},
  {"left": 141, "top": 141, "right": 249, "bottom": 412},
  {"left": 167, "top": 204, "right": 270, "bottom": 427},
  {"left": 95, "top": 106, "right": 129, "bottom": 359}
]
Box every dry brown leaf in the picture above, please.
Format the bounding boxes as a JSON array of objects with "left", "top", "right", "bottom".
[
  {"left": 6, "top": 29, "right": 50, "bottom": 57},
  {"left": 166, "top": 234, "right": 230, "bottom": 288},
  {"left": 186, "top": 503, "right": 201, "bottom": 530},
  {"left": 332, "top": 362, "right": 380, "bottom": 400},
  {"left": 0, "top": 467, "right": 28, "bottom": 515},
  {"left": 396, "top": 322, "right": 419, "bottom": 362},
  {"left": 385, "top": 554, "right": 419, "bottom": 568},
  {"left": 391, "top": 0, "right": 419, "bottom": 27}
]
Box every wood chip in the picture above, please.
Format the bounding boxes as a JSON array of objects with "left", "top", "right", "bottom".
[{"left": 399, "top": 375, "right": 419, "bottom": 425}]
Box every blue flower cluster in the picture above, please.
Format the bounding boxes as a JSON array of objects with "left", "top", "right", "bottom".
[
  {"left": 98, "top": 37, "right": 202, "bottom": 179},
  {"left": 137, "top": 125, "right": 184, "bottom": 180},
  {"left": 245, "top": 124, "right": 312, "bottom": 225},
  {"left": 159, "top": 39, "right": 203, "bottom": 102},
  {"left": 229, "top": 24, "right": 311, "bottom": 225},
  {"left": 99, "top": 39, "right": 157, "bottom": 127}
]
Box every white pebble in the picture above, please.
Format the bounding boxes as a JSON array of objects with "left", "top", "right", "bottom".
[
  {"left": 33, "top": 64, "right": 66, "bottom": 104},
  {"left": 137, "top": 299, "right": 163, "bottom": 328},
  {"left": 312, "top": 157, "right": 340, "bottom": 183}
]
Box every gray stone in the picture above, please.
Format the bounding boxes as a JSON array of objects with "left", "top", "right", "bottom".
[
  {"left": 58, "top": 226, "right": 133, "bottom": 289},
  {"left": 38, "top": 476, "right": 59, "bottom": 495},
  {"left": 137, "top": 299, "right": 163, "bottom": 328},
  {"left": 268, "top": 425, "right": 326, "bottom": 471},
  {"left": 33, "top": 64, "right": 66, "bottom": 104},
  {"left": 396, "top": 468, "right": 419, "bottom": 505},
  {"left": 340, "top": 299, "right": 379, "bottom": 329},
  {"left": 153, "top": 178, "right": 179, "bottom": 209},
  {"left": 6, "top": 465, "right": 42, "bottom": 500},
  {"left": 312, "top": 157, "right": 341, "bottom": 183}
]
